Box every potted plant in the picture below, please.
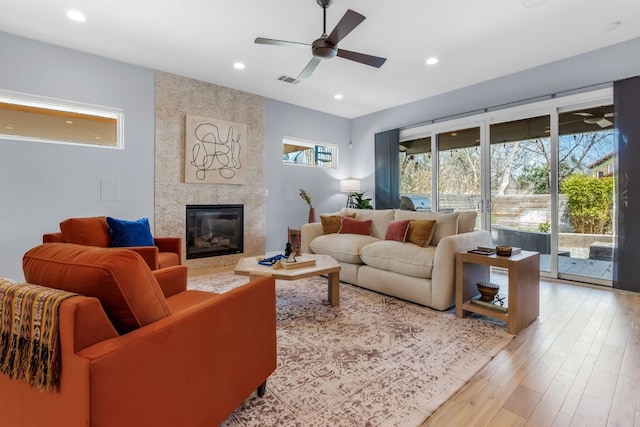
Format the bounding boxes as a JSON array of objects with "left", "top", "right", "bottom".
[{"left": 348, "top": 191, "right": 373, "bottom": 209}]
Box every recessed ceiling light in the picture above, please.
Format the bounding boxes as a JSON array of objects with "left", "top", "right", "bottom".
[
  {"left": 521, "top": 0, "right": 551, "bottom": 8},
  {"left": 334, "top": 94, "right": 343, "bottom": 100},
  {"left": 65, "top": 120, "right": 73, "bottom": 124},
  {"left": 426, "top": 57, "right": 439, "bottom": 66},
  {"left": 604, "top": 21, "right": 622, "bottom": 32},
  {"left": 233, "top": 62, "right": 245, "bottom": 70},
  {"left": 66, "top": 10, "right": 86, "bottom": 22}
]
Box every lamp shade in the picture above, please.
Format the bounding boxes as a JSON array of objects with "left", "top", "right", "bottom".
[{"left": 340, "top": 179, "right": 361, "bottom": 193}]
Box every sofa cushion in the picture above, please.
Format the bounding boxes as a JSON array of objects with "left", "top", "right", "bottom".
[
  {"left": 338, "top": 217, "right": 372, "bottom": 235},
  {"left": 344, "top": 209, "right": 395, "bottom": 239},
  {"left": 107, "top": 217, "right": 155, "bottom": 247},
  {"left": 457, "top": 211, "right": 478, "bottom": 233},
  {"left": 359, "top": 240, "right": 435, "bottom": 279},
  {"left": 406, "top": 219, "right": 437, "bottom": 247},
  {"left": 22, "top": 243, "right": 171, "bottom": 334},
  {"left": 309, "top": 233, "right": 380, "bottom": 264},
  {"left": 60, "top": 216, "right": 111, "bottom": 247},
  {"left": 320, "top": 213, "right": 356, "bottom": 234},
  {"left": 385, "top": 220, "right": 411, "bottom": 242},
  {"left": 394, "top": 210, "right": 459, "bottom": 245}
]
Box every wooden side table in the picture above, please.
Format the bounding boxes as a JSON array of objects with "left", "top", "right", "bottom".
[{"left": 455, "top": 250, "right": 540, "bottom": 334}]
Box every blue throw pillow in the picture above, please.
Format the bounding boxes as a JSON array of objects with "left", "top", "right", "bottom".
[{"left": 106, "top": 217, "right": 155, "bottom": 247}]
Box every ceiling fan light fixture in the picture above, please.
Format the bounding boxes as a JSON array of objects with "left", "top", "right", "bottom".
[{"left": 426, "top": 57, "right": 439, "bottom": 66}]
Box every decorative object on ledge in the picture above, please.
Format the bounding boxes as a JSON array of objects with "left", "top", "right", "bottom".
[
  {"left": 340, "top": 179, "right": 360, "bottom": 208},
  {"left": 185, "top": 115, "right": 247, "bottom": 184},
  {"left": 299, "top": 189, "right": 315, "bottom": 223}
]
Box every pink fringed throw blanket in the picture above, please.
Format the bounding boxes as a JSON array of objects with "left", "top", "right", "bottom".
[{"left": 0, "top": 278, "right": 77, "bottom": 391}]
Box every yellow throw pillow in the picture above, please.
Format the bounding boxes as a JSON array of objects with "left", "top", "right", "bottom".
[
  {"left": 320, "top": 213, "right": 356, "bottom": 234},
  {"left": 406, "top": 219, "right": 437, "bottom": 247}
]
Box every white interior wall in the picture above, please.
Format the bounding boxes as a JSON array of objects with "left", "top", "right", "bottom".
[
  {"left": 0, "top": 32, "right": 155, "bottom": 280},
  {"left": 264, "top": 99, "right": 351, "bottom": 252}
]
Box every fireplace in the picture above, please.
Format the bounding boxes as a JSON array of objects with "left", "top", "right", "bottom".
[{"left": 185, "top": 204, "right": 243, "bottom": 259}]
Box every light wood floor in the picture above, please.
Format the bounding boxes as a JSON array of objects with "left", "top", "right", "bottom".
[{"left": 423, "top": 275, "right": 640, "bottom": 427}]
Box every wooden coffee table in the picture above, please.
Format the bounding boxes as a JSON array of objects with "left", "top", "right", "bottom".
[{"left": 234, "top": 253, "right": 342, "bottom": 306}]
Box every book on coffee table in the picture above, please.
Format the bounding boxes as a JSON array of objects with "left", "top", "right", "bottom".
[{"left": 280, "top": 259, "right": 317, "bottom": 270}]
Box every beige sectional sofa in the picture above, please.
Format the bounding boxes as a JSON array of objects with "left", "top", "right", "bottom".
[{"left": 301, "top": 208, "right": 492, "bottom": 310}]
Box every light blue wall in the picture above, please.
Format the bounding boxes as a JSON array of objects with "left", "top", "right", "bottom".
[
  {"left": 264, "top": 99, "right": 351, "bottom": 252},
  {"left": 350, "top": 37, "right": 640, "bottom": 202},
  {"left": 0, "top": 32, "right": 155, "bottom": 280}
]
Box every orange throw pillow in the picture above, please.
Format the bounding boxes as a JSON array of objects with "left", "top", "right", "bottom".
[
  {"left": 385, "top": 220, "right": 411, "bottom": 242},
  {"left": 406, "top": 219, "right": 437, "bottom": 247},
  {"left": 23, "top": 243, "right": 171, "bottom": 334},
  {"left": 60, "top": 216, "right": 111, "bottom": 247},
  {"left": 338, "top": 217, "right": 372, "bottom": 236}
]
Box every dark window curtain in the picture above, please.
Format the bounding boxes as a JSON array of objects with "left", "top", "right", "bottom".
[
  {"left": 374, "top": 128, "right": 400, "bottom": 210},
  {"left": 613, "top": 76, "right": 640, "bottom": 292}
]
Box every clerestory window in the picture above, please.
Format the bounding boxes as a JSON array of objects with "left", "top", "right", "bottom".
[{"left": 0, "top": 90, "right": 123, "bottom": 148}]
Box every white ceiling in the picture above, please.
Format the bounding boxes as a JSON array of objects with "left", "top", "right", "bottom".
[{"left": 1, "top": 0, "right": 639, "bottom": 119}]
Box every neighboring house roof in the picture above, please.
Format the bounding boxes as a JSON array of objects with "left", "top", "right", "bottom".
[{"left": 587, "top": 152, "right": 614, "bottom": 169}]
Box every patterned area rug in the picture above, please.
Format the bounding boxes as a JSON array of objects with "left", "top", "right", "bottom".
[{"left": 188, "top": 272, "right": 513, "bottom": 426}]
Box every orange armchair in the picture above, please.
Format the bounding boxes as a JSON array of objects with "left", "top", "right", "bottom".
[
  {"left": 1, "top": 243, "right": 277, "bottom": 427},
  {"left": 43, "top": 216, "right": 182, "bottom": 270}
]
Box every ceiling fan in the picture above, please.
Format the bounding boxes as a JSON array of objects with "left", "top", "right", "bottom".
[
  {"left": 574, "top": 112, "right": 614, "bottom": 128},
  {"left": 255, "top": 0, "right": 387, "bottom": 79}
]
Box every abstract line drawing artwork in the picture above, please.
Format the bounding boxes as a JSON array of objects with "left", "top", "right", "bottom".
[{"left": 185, "top": 115, "right": 247, "bottom": 184}]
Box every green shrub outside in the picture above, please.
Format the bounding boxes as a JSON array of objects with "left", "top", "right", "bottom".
[{"left": 561, "top": 174, "right": 613, "bottom": 234}]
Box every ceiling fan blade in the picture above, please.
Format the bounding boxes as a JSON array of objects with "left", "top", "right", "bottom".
[
  {"left": 337, "top": 49, "right": 387, "bottom": 68},
  {"left": 298, "top": 57, "right": 322, "bottom": 79},
  {"left": 573, "top": 112, "right": 594, "bottom": 117},
  {"left": 326, "top": 9, "right": 365, "bottom": 46},
  {"left": 254, "top": 37, "right": 310, "bottom": 48},
  {"left": 597, "top": 118, "right": 613, "bottom": 128}
]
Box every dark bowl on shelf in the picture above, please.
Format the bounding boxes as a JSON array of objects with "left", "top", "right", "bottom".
[{"left": 477, "top": 281, "right": 500, "bottom": 301}]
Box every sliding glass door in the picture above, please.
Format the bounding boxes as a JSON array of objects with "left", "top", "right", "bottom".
[
  {"left": 399, "top": 136, "right": 432, "bottom": 211},
  {"left": 398, "top": 89, "right": 614, "bottom": 286},
  {"left": 437, "top": 127, "right": 481, "bottom": 226},
  {"left": 556, "top": 105, "right": 615, "bottom": 285},
  {"left": 489, "top": 116, "right": 551, "bottom": 273}
]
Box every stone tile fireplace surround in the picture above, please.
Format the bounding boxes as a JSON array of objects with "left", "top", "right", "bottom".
[{"left": 154, "top": 72, "right": 265, "bottom": 273}]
